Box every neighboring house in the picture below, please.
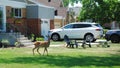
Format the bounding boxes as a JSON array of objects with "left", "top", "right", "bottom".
[
  {"left": 67, "top": 2, "right": 82, "bottom": 23},
  {"left": 34, "top": 0, "right": 67, "bottom": 28},
  {"left": 0, "top": 0, "right": 54, "bottom": 36}
]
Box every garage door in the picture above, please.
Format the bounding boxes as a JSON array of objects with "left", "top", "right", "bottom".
[{"left": 41, "top": 19, "right": 50, "bottom": 37}]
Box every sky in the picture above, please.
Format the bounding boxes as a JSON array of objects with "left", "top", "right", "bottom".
[{"left": 68, "top": 1, "right": 82, "bottom": 7}]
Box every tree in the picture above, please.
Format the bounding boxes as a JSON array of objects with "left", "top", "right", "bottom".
[
  {"left": 63, "top": 0, "right": 120, "bottom": 24},
  {"left": 79, "top": 0, "right": 120, "bottom": 24}
]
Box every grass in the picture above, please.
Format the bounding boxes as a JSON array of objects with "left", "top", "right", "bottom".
[{"left": 0, "top": 42, "right": 120, "bottom": 68}]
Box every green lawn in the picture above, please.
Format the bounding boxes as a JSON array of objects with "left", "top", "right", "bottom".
[{"left": 0, "top": 42, "right": 120, "bottom": 68}]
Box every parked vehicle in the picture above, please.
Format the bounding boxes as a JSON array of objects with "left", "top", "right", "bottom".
[
  {"left": 49, "top": 22, "right": 103, "bottom": 42},
  {"left": 105, "top": 29, "right": 120, "bottom": 43}
]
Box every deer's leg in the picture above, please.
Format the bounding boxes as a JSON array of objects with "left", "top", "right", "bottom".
[
  {"left": 37, "top": 47, "right": 41, "bottom": 55},
  {"left": 43, "top": 47, "right": 48, "bottom": 55},
  {"left": 33, "top": 47, "right": 37, "bottom": 55}
]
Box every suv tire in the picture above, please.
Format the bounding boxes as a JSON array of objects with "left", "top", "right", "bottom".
[
  {"left": 111, "top": 35, "right": 119, "bottom": 43},
  {"left": 84, "top": 34, "right": 94, "bottom": 42},
  {"left": 51, "top": 33, "right": 60, "bottom": 41}
]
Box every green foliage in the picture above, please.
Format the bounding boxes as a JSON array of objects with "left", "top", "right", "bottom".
[
  {"left": 28, "top": 34, "right": 44, "bottom": 41},
  {"left": 29, "top": 34, "right": 35, "bottom": 41},
  {"left": 36, "top": 37, "right": 44, "bottom": 41},
  {"left": 79, "top": 0, "right": 120, "bottom": 24},
  {"left": 1, "top": 39, "right": 10, "bottom": 48},
  {"left": 14, "top": 41, "right": 21, "bottom": 47},
  {"left": 10, "top": 11, "right": 15, "bottom": 18},
  {"left": 63, "top": 0, "right": 69, "bottom": 7}
]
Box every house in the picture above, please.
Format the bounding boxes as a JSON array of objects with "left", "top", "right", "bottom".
[
  {"left": 0, "top": 0, "right": 54, "bottom": 36},
  {"left": 67, "top": 2, "right": 82, "bottom": 23},
  {"left": 34, "top": 0, "right": 67, "bottom": 28},
  {"left": 26, "top": 3, "right": 54, "bottom": 36}
]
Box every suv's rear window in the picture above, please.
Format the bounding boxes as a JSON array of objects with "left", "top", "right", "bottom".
[{"left": 94, "top": 24, "right": 102, "bottom": 27}]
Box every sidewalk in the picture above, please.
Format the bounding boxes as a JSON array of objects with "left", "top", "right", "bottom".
[
  {"left": 25, "top": 39, "right": 107, "bottom": 48},
  {"left": 25, "top": 44, "right": 65, "bottom": 48}
]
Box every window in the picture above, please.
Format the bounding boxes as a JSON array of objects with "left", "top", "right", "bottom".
[
  {"left": 94, "top": 24, "right": 102, "bottom": 28},
  {"left": 64, "top": 24, "right": 73, "bottom": 29},
  {"left": 48, "top": 0, "right": 51, "bottom": 2},
  {"left": 55, "top": 10, "right": 58, "bottom": 16},
  {"left": 11, "top": 8, "right": 22, "bottom": 18},
  {"left": 73, "top": 24, "right": 92, "bottom": 28}
]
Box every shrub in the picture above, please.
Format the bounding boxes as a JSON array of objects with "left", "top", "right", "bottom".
[
  {"left": 36, "top": 37, "right": 44, "bottom": 41},
  {"left": 14, "top": 41, "right": 24, "bottom": 48},
  {"left": 1, "top": 39, "right": 10, "bottom": 48}
]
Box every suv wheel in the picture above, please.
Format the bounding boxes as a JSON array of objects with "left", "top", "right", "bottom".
[
  {"left": 51, "top": 34, "right": 60, "bottom": 41},
  {"left": 84, "top": 34, "right": 94, "bottom": 42},
  {"left": 111, "top": 35, "right": 119, "bottom": 43}
]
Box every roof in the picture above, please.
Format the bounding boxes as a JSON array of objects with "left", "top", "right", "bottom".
[
  {"left": 33, "top": 0, "right": 63, "bottom": 8},
  {"left": 70, "top": 22, "right": 97, "bottom": 24},
  {"left": 27, "top": 0, "right": 54, "bottom": 9},
  {"left": 11, "top": 0, "right": 26, "bottom": 2},
  {"left": 11, "top": 0, "right": 35, "bottom": 4},
  {"left": 33, "top": 0, "right": 67, "bottom": 18}
]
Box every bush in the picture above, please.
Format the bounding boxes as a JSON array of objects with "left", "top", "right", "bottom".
[
  {"left": 14, "top": 41, "right": 24, "bottom": 48},
  {"left": 28, "top": 34, "right": 35, "bottom": 41},
  {"left": 36, "top": 37, "right": 44, "bottom": 41},
  {"left": 1, "top": 39, "right": 10, "bottom": 48},
  {"left": 103, "top": 29, "right": 108, "bottom": 34}
]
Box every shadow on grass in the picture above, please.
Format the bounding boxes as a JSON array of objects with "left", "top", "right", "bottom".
[{"left": 0, "top": 55, "right": 120, "bottom": 67}]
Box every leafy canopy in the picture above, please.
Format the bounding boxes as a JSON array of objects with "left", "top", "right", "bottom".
[
  {"left": 63, "top": 0, "right": 120, "bottom": 24},
  {"left": 79, "top": 0, "right": 120, "bottom": 23}
]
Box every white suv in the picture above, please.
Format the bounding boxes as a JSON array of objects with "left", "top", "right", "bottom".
[{"left": 49, "top": 22, "right": 103, "bottom": 42}]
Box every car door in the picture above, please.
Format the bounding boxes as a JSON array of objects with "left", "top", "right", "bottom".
[
  {"left": 61, "top": 24, "right": 73, "bottom": 39},
  {"left": 71, "top": 24, "right": 92, "bottom": 39},
  {"left": 71, "top": 24, "right": 83, "bottom": 39}
]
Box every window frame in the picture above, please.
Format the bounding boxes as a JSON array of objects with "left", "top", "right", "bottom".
[{"left": 11, "top": 8, "right": 22, "bottom": 18}]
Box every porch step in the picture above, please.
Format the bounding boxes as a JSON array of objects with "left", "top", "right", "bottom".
[{"left": 17, "top": 34, "right": 34, "bottom": 47}]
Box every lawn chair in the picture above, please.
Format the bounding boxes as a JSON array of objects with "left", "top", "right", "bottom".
[
  {"left": 81, "top": 40, "right": 91, "bottom": 49},
  {"left": 64, "top": 35, "right": 74, "bottom": 48},
  {"left": 97, "top": 40, "right": 110, "bottom": 48}
]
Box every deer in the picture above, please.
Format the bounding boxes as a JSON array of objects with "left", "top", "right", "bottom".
[{"left": 32, "top": 35, "right": 50, "bottom": 55}]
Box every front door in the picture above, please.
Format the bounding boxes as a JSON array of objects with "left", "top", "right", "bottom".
[{"left": 41, "top": 19, "right": 50, "bottom": 36}]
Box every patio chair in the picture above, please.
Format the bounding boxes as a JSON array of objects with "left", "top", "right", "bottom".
[
  {"left": 81, "top": 40, "right": 91, "bottom": 49},
  {"left": 64, "top": 35, "right": 74, "bottom": 48}
]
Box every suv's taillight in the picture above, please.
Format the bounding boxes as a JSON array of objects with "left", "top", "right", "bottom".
[{"left": 96, "top": 29, "right": 101, "bottom": 31}]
